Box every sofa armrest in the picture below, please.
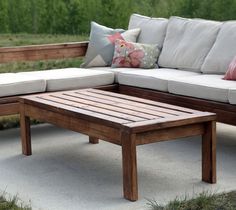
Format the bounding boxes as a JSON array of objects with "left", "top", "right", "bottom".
[{"left": 0, "top": 41, "right": 89, "bottom": 63}]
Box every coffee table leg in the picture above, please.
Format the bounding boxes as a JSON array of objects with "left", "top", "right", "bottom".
[
  {"left": 89, "top": 136, "right": 99, "bottom": 144},
  {"left": 121, "top": 132, "right": 138, "bottom": 201},
  {"left": 202, "top": 121, "right": 216, "bottom": 183},
  {"left": 20, "top": 104, "right": 32, "bottom": 156}
]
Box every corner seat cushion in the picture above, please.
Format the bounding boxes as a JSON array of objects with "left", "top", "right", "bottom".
[
  {"left": 117, "top": 68, "right": 200, "bottom": 92},
  {"left": 158, "top": 17, "right": 221, "bottom": 72},
  {"left": 228, "top": 89, "right": 236, "bottom": 105},
  {"left": 168, "top": 75, "right": 236, "bottom": 103},
  {"left": 22, "top": 68, "right": 115, "bottom": 91},
  {"left": 0, "top": 73, "right": 46, "bottom": 97}
]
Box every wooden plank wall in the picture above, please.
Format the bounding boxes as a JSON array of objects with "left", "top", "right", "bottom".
[{"left": 0, "top": 41, "right": 88, "bottom": 63}]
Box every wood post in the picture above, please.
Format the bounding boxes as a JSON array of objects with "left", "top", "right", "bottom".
[
  {"left": 20, "top": 102, "right": 32, "bottom": 156},
  {"left": 202, "top": 121, "right": 216, "bottom": 183},
  {"left": 89, "top": 136, "right": 99, "bottom": 144},
  {"left": 121, "top": 131, "right": 138, "bottom": 201}
]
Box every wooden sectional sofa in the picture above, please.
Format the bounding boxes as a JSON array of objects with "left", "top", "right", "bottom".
[
  {"left": 1, "top": 14, "right": 236, "bottom": 126},
  {"left": 0, "top": 41, "right": 87, "bottom": 117}
]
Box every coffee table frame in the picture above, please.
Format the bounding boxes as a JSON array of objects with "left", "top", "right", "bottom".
[{"left": 20, "top": 88, "right": 216, "bottom": 201}]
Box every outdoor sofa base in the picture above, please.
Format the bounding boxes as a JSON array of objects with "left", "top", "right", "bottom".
[{"left": 1, "top": 84, "right": 236, "bottom": 126}]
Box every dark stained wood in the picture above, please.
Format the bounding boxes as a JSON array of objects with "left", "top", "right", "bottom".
[
  {"left": 202, "top": 121, "right": 216, "bottom": 183},
  {"left": 136, "top": 123, "right": 205, "bottom": 145},
  {"left": 39, "top": 94, "right": 147, "bottom": 122},
  {"left": 118, "top": 85, "right": 236, "bottom": 126},
  {"left": 121, "top": 131, "right": 138, "bottom": 201},
  {"left": 19, "top": 88, "right": 216, "bottom": 201},
  {"left": 0, "top": 96, "right": 19, "bottom": 115},
  {"left": 0, "top": 96, "right": 19, "bottom": 104},
  {"left": 0, "top": 41, "right": 88, "bottom": 63},
  {"left": 20, "top": 103, "right": 32, "bottom": 155},
  {"left": 89, "top": 88, "right": 200, "bottom": 114},
  {"left": 75, "top": 90, "right": 195, "bottom": 117},
  {"left": 51, "top": 93, "right": 157, "bottom": 120},
  {"left": 21, "top": 93, "right": 132, "bottom": 128},
  {"left": 125, "top": 114, "right": 216, "bottom": 133},
  {"left": 95, "top": 84, "right": 119, "bottom": 92},
  {"left": 0, "top": 103, "right": 19, "bottom": 115},
  {"left": 89, "top": 137, "right": 99, "bottom": 144},
  {"left": 65, "top": 92, "right": 175, "bottom": 117}
]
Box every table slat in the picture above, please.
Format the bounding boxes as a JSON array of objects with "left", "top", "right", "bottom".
[
  {"left": 73, "top": 91, "right": 184, "bottom": 117},
  {"left": 27, "top": 96, "right": 132, "bottom": 125},
  {"left": 39, "top": 95, "right": 146, "bottom": 122},
  {"left": 86, "top": 89, "right": 201, "bottom": 114},
  {"left": 52, "top": 93, "right": 157, "bottom": 120}
]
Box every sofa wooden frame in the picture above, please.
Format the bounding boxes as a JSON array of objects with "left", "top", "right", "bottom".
[{"left": 0, "top": 41, "right": 236, "bottom": 126}]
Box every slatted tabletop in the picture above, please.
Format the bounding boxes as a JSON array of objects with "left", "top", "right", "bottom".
[{"left": 21, "top": 88, "right": 216, "bottom": 132}]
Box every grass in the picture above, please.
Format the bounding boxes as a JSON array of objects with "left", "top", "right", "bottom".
[
  {"left": 147, "top": 191, "right": 236, "bottom": 210},
  {"left": 0, "top": 33, "right": 88, "bottom": 47},
  {"left": 0, "top": 58, "right": 83, "bottom": 74},
  {"left": 0, "top": 193, "right": 31, "bottom": 210},
  {"left": 0, "top": 115, "right": 41, "bottom": 131}
]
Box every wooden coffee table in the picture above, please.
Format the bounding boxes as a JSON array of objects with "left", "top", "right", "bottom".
[{"left": 19, "top": 88, "right": 217, "bottom": 201}]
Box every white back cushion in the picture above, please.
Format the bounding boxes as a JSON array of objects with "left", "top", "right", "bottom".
[
  {"left": 158, "top": 17, "right": 221, "bottom": 72},
  {"left": 128, "top": 14, "right": 168, "bottom": 48},
  {"left": 201, "top": 21, "right": 236, "bottom": 74}
]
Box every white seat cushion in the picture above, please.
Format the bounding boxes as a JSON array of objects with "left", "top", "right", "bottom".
[
  {"left": 168, "top": 75, "right": 236, "bottom": 103},
  {"left": 22, "top": 68, "right": 115, "bottom": 91},
  {"left": 201, "top": 21, "right": 236, "bottom": 74},
  {"left": 228, "top": 89, "right": 236, "bottom": 105},
  {"left": 118, "top": 68, "right": 200, "bottom": 92},
  {"left": 0, "top": 73, "right": 46, "bottom": 97},
  {"left": 158, "top": 17, "right": 221, "bottom": 72},
  {"left": 128, "top": 14, "right": 168, "bottom": 47}
]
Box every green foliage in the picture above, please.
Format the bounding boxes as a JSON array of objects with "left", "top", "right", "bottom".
[
  {"left": 0, "top": 193, "right": 31, "bottom": 210},
  {"left": 0, "top": 115, "right": 42, "bottom": 130},
  {"left": 147, "top": 191, "right": 236, "bottom": 210},
  {"left": 0, "top": 57, "right": 83, "bottom": 74},
  {"left": 1, "top": 0, "right": 236, "bottom": 35},
  {"left": 0, "top": 34, "right": 88, "bottom": 47}
]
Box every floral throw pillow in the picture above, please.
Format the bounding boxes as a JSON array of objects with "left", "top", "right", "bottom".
[
  {"left": 224, "top": 56, "right": 236, "bottom": 80},
  {"left": 81, "top": 22, "right": 140, "bottom": 68},
  {"left": 111, "top": 39, "right": 160, "bottom": 69}
]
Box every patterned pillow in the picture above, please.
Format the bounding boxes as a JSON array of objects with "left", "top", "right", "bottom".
[
  {"left": 81, "top": 22, "right": 140, "bottom": 68},
  {"left": 224, "top": 56, "right": 236, "bottom": 80},
  {"left": 111, "top": 39, "right": 160, "bottom": 69}
]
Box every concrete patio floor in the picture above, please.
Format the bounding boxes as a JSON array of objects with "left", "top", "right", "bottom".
[{"left": 0, "top": 123, "right": 236, "bottom": 210}]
